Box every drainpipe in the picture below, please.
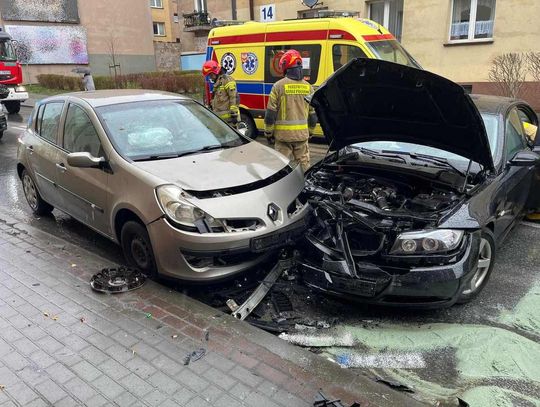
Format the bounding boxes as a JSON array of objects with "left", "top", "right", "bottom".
[
  {"left": 231, "top": 0, "right": 237, "bottom": 20},
  {"left": 249, "top": 0, "right": 254, "bottom": 20}
]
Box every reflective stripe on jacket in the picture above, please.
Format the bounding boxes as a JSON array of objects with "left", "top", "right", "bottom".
[
  {"left": 211, "top": 74, "right": 240, "bottom": 121},
  {"left": 264, "top": 77, "right": 316, "bottom": 142}
]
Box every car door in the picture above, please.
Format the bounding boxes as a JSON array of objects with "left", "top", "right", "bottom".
[
  {"left": 27, "top": 101, "right": 65, "bottom": 208},
  {"left": 56, "top": 102, "right": 112, "bottom": 237},
  {"left": 495, "top": 107, "right": 533, "bottom": 235}
]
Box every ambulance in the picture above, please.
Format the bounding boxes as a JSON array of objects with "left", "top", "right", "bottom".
[{"left": 205, "top": 16, "right": 420, "bottom": 137}]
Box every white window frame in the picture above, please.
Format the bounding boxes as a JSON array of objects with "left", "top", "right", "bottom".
[
  {"left": 368, "top": 1, "right": 390, "bottom": 28},
  {"left": 150, "top": 0, "right": 163, "bottom": 8},
  {"left": 153, "top": 22, "right": 165, "bottom": 36},
  {"left": 448, "top": 0, "right": 496, "bottom": 44}
]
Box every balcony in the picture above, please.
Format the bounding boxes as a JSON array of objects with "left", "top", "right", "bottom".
[{"left": 183, "top": 12, "right": 212, "bottom": 32}]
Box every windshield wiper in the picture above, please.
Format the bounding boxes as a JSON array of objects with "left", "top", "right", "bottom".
[
  {"left": 132, "top": 145, "right": 234, "bottom": 161},
  {"left": 382, "top": 150, "right": 466, "bottom": 177},
  {"left": 132, "top": 154, "right": 180, "bottom": 162}
]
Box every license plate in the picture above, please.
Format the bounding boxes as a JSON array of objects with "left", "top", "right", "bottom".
[
  {"left": 250, "top": 221, "right": 306, "bottom": 252},
  {"left": 0, "top": 70, "right": 11, "bottom": 75}
]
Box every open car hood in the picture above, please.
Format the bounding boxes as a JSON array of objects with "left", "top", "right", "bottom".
[{"left": 310, "top": 59, "right": 494, "bottom": 170}]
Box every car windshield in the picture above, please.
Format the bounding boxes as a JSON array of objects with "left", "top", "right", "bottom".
[
  {"left": 352, "top": 113, "right": 499, "bottom": 165},
  {"left": 0, "top": 40, "right": 17, "bottom": 61},
  {"left": 366, "top": 40, "right": 421, "bottom": 68},
  {"left": 96, "top": 100, "right": 247, "bottom": 160}
]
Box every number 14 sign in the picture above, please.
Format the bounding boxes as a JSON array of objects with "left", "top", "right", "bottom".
[{"left": 260, "top": 4, "right": 276, "bottom": 22}]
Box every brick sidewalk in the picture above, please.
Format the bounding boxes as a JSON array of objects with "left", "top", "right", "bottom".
[{"left": 0, "top": 209, "right": 422, "bottom": 407}]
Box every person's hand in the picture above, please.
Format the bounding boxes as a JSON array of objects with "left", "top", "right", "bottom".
[{"left": 265, "top": 131, "right": 275, "bottom": 145}]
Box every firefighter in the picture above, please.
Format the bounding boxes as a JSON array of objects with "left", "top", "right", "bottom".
[
  {"left": 202, "top": 60, "right": 239, "bottom": 127},
  {"left": 264, "top": 49, "right": 317, "bottom": 172}
]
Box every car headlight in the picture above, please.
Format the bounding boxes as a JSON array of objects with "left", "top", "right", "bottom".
[
  {"left": 390, "top": 229, "right": 464, "bottom": 255},
  {"left": 156, "top": 185, "right": 221, "bottom": 231},
  {"left": 15, "top": 86, "right": 26, "bottom": 92}
]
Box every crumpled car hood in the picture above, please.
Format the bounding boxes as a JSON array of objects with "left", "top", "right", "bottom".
[
  {"left": 133, "top": 141, "right": 290, "bottom": 191},
  {"left": 309, "top": 58, "right": 495, "bottom": 170}
]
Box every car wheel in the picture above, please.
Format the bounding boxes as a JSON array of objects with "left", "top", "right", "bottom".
[
  {"left": 240, "top": 111, "right": 258, "bottom": 139},
  {"left": 4, "top": 101, "right": 20, "bottom": 115},
  {"left": 0, "top": 131, "right": 3, "bottom": 140},
  {"left": 457, "top": 231, "right": 496, "bottom": 303},
  {"left": 121, "top": 221, "right": 158, "bottom": 279},
  {"left": 21, "top": 169, "right": 53, "bottom": 216}
]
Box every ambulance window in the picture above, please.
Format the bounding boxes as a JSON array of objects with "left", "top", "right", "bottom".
[
  {"left": 265, "top": 45, "right": 321, "bottom": 85},
  {"left": 332, "top": 45, "right": 367, "bottom": 72}
]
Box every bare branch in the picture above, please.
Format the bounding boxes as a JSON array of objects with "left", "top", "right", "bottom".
[
  {"left": 488, "top": 53, "right": 527, "bottom": 99},
  {"left": 527, "top": 52, "right": 540, "bottom": 82}
]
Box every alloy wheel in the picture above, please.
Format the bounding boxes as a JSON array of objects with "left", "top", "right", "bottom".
[
  {"left": 462, "top": 237, "right": 492, "bottom": 295},
  {"left": 22, "top": 173, "right": 38, "bottom": 210}
]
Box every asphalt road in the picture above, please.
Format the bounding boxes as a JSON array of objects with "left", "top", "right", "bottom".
[{"left": 1, "top": 107, "right": 538, "bottom": 406}]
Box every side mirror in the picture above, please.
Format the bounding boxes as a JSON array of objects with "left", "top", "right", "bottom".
[
  {"left": 67, "top": 152, "right": 105, "bottom": 168},
  {"left": 237, "top": 121, "right": 248, "bottom": 137},
  {"left": 509, "top": 150, "right": 540, "bottom": 167}
]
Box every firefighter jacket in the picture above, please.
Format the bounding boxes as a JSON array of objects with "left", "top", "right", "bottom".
[
  {"left": 211, "top": 74, "right": 240, "bottom": 123},
  {"left": 264, "top": 77, "right": 317, "bottom": 143}
]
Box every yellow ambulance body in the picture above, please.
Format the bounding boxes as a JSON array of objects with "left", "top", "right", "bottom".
[{"left": 205, "top": 17, "right": 420, "bottom": 137}]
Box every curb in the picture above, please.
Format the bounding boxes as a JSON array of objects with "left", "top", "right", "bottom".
[{"left": 0, "top": 208, "right": 427, "bottom": 407}]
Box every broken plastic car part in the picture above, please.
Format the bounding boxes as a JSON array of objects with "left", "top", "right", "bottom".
[{"left": 90, "top": 267, "right": 146, "bottom": 293}]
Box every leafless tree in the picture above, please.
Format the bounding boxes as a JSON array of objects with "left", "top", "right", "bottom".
[
  {"left": 488, "top": 53, "right": 527, "bottom": 99},
  {"left": 107, "top": 32, "right": 122, "bottom": 81},
  {"left": 527, "top": 52, "right": 540, "bottom": 82}
]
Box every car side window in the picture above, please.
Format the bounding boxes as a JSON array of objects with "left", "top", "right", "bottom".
[
  {"left": 332, "top": 44, "right": 367, "bottom": 72},
  {"left": 38, "top": 102, "right": 64, "bottom": 144},
  {"left": 63, "top": 104, "right": 103, "bottom": 157},
  {"left": 505, "top": 108, "right": 527, "bottom": 160}
]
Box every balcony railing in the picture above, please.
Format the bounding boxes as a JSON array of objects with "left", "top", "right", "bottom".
[{"left": 183, "top": 11, "right": 212, "bottom": 32}]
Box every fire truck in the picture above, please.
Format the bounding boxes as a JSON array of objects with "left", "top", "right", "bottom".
[{"left": 0, "top": 29, "right": 28, "bottom": 114}]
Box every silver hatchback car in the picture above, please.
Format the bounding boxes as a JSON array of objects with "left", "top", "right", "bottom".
[{"left": 17, "top": 90, "right": 308, "bottom": 281}]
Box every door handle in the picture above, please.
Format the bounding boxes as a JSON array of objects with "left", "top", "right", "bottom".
[
  {"left": 56, "top": 163, "right": 67, "bottom": 172},
  {"left": 26, "top": 145, "right": 33, "bottom": 154}
]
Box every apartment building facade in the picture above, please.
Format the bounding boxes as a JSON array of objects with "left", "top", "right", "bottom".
[
  {"left": 0, "top": 0, "right": 156, "bottom": 82},
  {"left": 151, "top": 0, "right": 185, "bottom": 70},
  {"left": 178, "top": 0, "right": 540, "bottom": 106}
]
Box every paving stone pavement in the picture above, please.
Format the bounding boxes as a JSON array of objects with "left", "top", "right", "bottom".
[{"left": 0, "top": 208, "right": 423, "bottom": 407}]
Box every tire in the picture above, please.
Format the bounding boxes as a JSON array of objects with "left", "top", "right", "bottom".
[
  {"left": 120, "top": 221, "right": 158, "bottom": 279},
  {"left": 21, "top": 169, "right": 53, "bottom": 216},
  {"left": 4, "top": 101, "right": 20, "bottom": 115},
  {"left": 457, "top": 230, "right": 496, "bottom": 304},
  {"left": 240, "top": 111, "right": 258, "bottom": 139},
  {"left": 0, "top": 131, "right": 3, "bottom": 140}
]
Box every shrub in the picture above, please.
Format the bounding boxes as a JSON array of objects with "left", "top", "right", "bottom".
[{"left": 37, "top": 74, "right": 82, "bottom": 91}]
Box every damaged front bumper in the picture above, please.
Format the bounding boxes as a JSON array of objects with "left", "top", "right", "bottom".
[{"left": 300, "top": 231, "right": 481, "bottom": 308}]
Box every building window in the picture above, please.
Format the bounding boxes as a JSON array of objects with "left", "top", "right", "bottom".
[
  {"left": 297, "top": 7, "right": 328, "bottom": 19},
  {"left": 153, "top": 22, "right": 165, "bottom": 36},
  {"left": 150, "top": 0, "right": 163, "bottom": 8},
  {"left": 368, "top": 0, "right": 403, "bottom": 41},
  {"left": 450, "top": 0, "right": 496, "bottom": 42}
]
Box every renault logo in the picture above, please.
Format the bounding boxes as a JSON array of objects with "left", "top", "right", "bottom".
[{"left": 267, "top": 203, "right": 280, "bottom": 222}]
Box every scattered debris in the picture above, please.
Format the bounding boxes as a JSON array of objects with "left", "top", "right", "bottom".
[
  {"left": 227, "top": 256, "right": 291, "bottom": 320},
  {"left": 374, "top": 376, "right": 414, "bottom": 393},
  {"left": 145, "top": 313, "right": 152, "bottom": 319},
  {"left": 0, "top": 384, "right": 4, "bottom": 391},
  {"left": 43, "top": 312, "right": 49, "bottom": 317},
  {"left": 247, "top": 318, "right": 292, "bottom": 333},
  {"left": 52, "top": 316, "right": 58, "bottom": 321},
  {"left": 80, "top": 317, "right": 86, "bottom": 323},
  {"left": 271, "top": 291, "right": 293, "bottom": 314},
  {"left": 226, "top": 299, "right": 239, "bottom": 312},
  {"left": 183, "top": 348, "right": 206, "bottom": 365},
  {"left": 71, "top": 264, "right": 77, "bottom": 267},
  {"left": 313, "top": 391, "right": 360, "bottom": 407},
  {"left": 90, "top": 267, "right": 146, "bottom": 294},
  {"left": 32, "top": 283, "right": 40, "bottom": 287},
  {"left": 457, "top": 398, "right": 470, "bottom": 407},
  {"left": 172, "top": 334, "right": 178, "bottom": 339},
  {"left": 204, "top": 329, "right": 209, "bottom": 341}
]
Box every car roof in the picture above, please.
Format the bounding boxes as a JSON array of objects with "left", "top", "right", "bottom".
[
  {"left": 469, "top": 94, "right": 523, "bottom": 115},
  {"left": 40, "top": 89, "right": 191, "bottom": 108}
]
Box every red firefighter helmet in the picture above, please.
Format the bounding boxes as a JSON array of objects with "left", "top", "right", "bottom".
[
  {"left": 202, "top": 60, "right": 221, "bottom": 77},
  {"left": 279, "top": 49, "right": 303, "bottom": 72}
]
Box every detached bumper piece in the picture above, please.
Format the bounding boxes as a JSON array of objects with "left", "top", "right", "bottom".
[{"left": 313, "top": 391, "right": 360, "bottom": 407}]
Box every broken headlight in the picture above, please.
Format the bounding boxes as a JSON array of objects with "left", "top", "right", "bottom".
[
  {"left": 390, "top": 229, "right": 464, "bottom": 255},
  {"left": 156, "top": 185, "right": 222, "bottom": 231}
]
